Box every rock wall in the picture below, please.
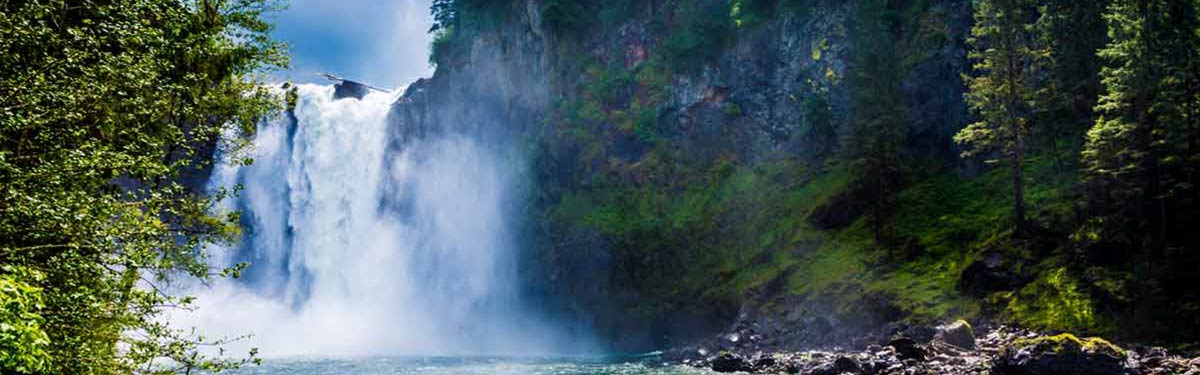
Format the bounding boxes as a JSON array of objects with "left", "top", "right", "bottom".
[{"left": 392, "top": 0, "right": 974, "bottom": 351}]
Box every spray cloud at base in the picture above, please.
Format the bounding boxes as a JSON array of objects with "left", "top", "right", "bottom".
[{"left": 175, "top": 84, "right": 589, "bottom": 357}]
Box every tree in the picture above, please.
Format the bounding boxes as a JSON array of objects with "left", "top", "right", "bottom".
[
  {"left": 957, "top": 0, "right": 1042, "bottom": 234},
  {"left": 844, "top": 0, "right": 908, "bottom": 243},
  {"left": 1082, "top": 0, "right": 1200, "bottom": 249},
  {"left": 1032, "top": 0, "right": 1108, "bottom": 171},
  {"left": 0, "top": 0, "right": 286, "bottom": 373}
]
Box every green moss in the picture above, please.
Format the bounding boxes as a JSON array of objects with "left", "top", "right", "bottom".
[
  {"left": 1011, "top": 333, "right": 1126, "bottom": 358},
  {"left": 787, "top": 226, "right": 870, "bottom": 296},
  {"left": 868, "top": 256, "right": 980, "bottom": 322},
  {"left": 999, "top": 265, "right": 1114, "bottom": 335}
]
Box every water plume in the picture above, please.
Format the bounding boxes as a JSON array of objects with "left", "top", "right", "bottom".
[{"left": 176, "top": 84, "right": 578, "bottom": 357}]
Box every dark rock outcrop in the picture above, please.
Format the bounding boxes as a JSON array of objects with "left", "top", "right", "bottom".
[
  {"left": 711, "top": 352, "right": 752, "bottom": 373},
  {"left": 992, "top": 334, "right": 1126, "bottom": 375},
  {"left": 889, "top": 337, "right": 927, "bottom": 361},
  {"left": 332, "top": 80, "right": 370, "bottom": 100}
]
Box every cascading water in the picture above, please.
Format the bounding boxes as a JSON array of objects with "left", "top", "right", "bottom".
[{"left": 181, "top": 84, "right": 570, "bottom": 357}]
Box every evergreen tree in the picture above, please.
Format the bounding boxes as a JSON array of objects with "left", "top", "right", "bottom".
[
  {"left": 1033, "top": 0, "right": 1108, "bottom": 170},
  {"left": 1083, "top": 0, "right": 1200, "bottom": 250},
  {"left": 844, "top": 0, "right": 908, "bottom": 243},
  {"left": 957, "top": 0, "right": 1042, "bottom": 234}
]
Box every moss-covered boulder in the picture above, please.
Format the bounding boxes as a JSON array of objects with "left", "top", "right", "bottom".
[
  {"left": 935, "top": 319, "right": 976, "bottom": 349},
  {"left": 993, "top": 333, "right": 1127, "bottom": 375}
]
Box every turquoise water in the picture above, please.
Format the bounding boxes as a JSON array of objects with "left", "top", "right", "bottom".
[{"left": 231, "top": 357, "right": 715, "bottom": 375}]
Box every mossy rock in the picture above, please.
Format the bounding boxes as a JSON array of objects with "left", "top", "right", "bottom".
[
  {"left": 934, "top": 319, "right": 976, "bottom": 349},
  {"left": 1010, "top": 334, "right": 1125, "bottom": 358},
  {"left": 994, "top": 333, "right": 1127, "bottom": 375}
]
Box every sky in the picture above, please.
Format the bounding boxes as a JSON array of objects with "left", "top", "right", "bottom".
[{"left": 269, "top": 0, "right": 435, "bottom": 90}]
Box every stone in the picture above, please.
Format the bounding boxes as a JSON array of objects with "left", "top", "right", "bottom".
[
  {"left": 935, "top": 320, "right": 976, "bottom": 350},
  {"left": 711, "top": 352, "right": 752, "bottom": 373},
  {"left": 889, "top": 337, "right": 928, "bottom": 361},
  {"left": 833, "top": 356, "right": 862, "bottom": 373},
  {"left": 992, "top": 334, "right": 1126, "bottom": 375},
  {"left": 332, "top": 80, "right": 369, "bottom": 100}
]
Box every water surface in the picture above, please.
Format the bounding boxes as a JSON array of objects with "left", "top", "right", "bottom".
[{"left": 231, "top": 357, "right": 715, "bottom": 375}]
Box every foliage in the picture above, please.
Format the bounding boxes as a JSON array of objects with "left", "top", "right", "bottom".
[
  {"left": 662, "top": 1, "right": 736, "bottom": 71},
  {"left": 523, "top": 0, "right": 1200, "bottom": 348},
  {"left": 427, "top": 0, "right": 507, "bottom": 64},
  {"left": 0, "top": 270, "right": 51, "bottom": 374},
  {"left": 731, "top": 0, "right": 778, "bottom": 28},
  {"left": 842, "top": 0, "right": 910, "bottom": 242},
  {"left": 541, "top": 0, "right": 587, "bottom": 33},
  {"left": 1077, "top": 0, "right": 1200, "bottom": 341},
  {"left": 1083, "top": 0, "right": 1200, "bottom": 248},
  {"left": 0, "top": 0, "right": 286, "bottom": 373},
  {"left": 999, "top": 265, "right": 1113, "bottom": 334},
  {"left": 958, "top": 0, "right": 1046, "bottom": 233}
]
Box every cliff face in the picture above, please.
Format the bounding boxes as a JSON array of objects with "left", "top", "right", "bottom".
[{"left": 394, "top": 0, "right": 975, "bottom": 351}]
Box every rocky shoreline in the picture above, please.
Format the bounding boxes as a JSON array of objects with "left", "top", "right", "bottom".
[{"left": 664, "top": 322, "right": 1200, "bottom": 375}]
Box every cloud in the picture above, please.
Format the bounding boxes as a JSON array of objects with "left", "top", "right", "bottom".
[{"left": 270, "top": 0, "right": 434, "bottom": 89}]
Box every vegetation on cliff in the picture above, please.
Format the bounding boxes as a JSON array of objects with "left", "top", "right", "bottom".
[{"left": 432, "top": 0, "right": 1200, "bottom": 349}]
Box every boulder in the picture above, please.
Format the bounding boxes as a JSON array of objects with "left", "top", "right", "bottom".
[
  {"left": 711, "top": 352, "right": 752, "bottom": 373},
  {"left": 332, "top": 80, "right": 370, "bottom": 100},
  {"left": 833, "top": 356, "right": 862, "bottom": 373},
  {"left": 889, "top": 337, "right": 928, "bottom": 361},
  {"left": 993, "top": 334, "right": 1127, "bottom": 375},
  {"left": 934, "top": 320, "right": 976, "bottom": 350}
]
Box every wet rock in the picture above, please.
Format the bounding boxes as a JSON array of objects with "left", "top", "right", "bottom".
[
  {"left": 993, "top": 334, "right": 1126, "bottom": 375},
  {"left": 712, "top": 352, "right": 752, "bottom": 373},
  {"left": 332, "top": 80, "right": 369, "bottom": 100},
  {"left": 889, "top": 337, "right": 928, "bottom": 361},
  {"left": 935, "top": 320, "right": 976, "bottom": 350},
  {"left": 834, "top": 356, "right": 862, "bottom": 373}
]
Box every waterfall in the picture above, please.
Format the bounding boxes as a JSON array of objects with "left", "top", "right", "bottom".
[{"left": 180, "top": 84, "right": 566, "bottom": 357}]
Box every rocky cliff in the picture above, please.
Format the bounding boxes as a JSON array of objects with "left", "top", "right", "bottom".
[{"left": 393, "top": 0, "right": 998, "bottom": 352}]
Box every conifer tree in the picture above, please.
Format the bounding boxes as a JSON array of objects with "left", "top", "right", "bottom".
[
  {"left": 1032, "top": 0, "right": 1108, "bottom": 170},
  {"left": 1083, "top": 0, "right": 1200, "bottom": 248},
  {"left": 844, "top": 0, "right": 908, "bottom": 243},
  {"left": 958, "top": 0, "right": 1042, "bottom": 234}
]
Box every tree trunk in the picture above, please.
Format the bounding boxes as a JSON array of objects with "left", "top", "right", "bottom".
[
  {"left": 1004, "top": 10, "right": 1028, "bottom": 236},
  {"left": 1012, "top": 130, "right": 1027, "bottom": 235}
]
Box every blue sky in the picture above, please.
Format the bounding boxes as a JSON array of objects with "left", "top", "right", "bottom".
[{"left": 269, "top": 0, "right": 434, "bottom": 89}]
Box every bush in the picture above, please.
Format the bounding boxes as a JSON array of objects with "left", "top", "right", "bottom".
[
  {"left": 541, "top": 0, "right": 587, "bottom": 33},
  {"left": 662, "top": 1, "right": 736, "bottom": 71}
]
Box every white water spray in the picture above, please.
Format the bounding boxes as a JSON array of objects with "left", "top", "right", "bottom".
[{"left": 180, "top": 84, "right": 568, "bottom": 357}]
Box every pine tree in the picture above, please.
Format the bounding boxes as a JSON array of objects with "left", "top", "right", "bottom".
[
  {"left": 958, "top": 0, "right": 1042, "bottom": 234},
  {"left": 1083, "top": 0, "right": 1200, "bottom": 248},
  {"left": 1032, "top": 0, "right": 1108, "bottom": 171},
  {"left": 844, "top": 0, "right": 908, "bottom": 243}
]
